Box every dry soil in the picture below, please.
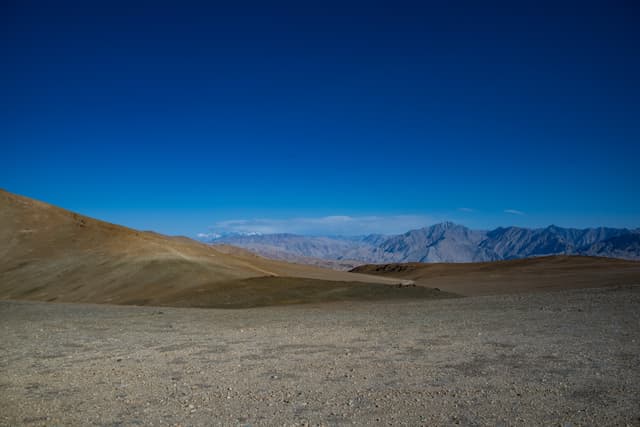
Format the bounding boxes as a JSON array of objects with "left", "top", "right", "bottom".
[{"left": 1, "top": 285, "right": 639, "bottom": 426}]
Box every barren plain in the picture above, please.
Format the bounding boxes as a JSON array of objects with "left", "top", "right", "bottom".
[{"left": 2, "top": 285, "right": 640, "bottom": 426}]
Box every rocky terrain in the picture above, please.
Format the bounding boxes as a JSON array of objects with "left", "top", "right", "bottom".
[
  {"left": 206, "top": 222, "right": 640, "bottom": 266},
  {"left": 1, "top": 285, "right": 639, "bottom": 426}
]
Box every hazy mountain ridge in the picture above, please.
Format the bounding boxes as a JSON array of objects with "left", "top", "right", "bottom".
[{"left": 202, "top": 222, "right": 640, "bottom": 265}]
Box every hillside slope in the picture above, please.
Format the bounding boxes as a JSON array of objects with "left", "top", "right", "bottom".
[
  {"left": 0, "top": 189, "right": 438, "bottom": 307},
  {"left": 352, "top": 255, "right": 640, "bottom": 296}
]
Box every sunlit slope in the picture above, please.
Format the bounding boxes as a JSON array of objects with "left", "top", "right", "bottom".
[{"left": 0, "top": 189, "right": 411, "bottom": 307}]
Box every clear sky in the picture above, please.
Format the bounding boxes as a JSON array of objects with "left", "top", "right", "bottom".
[{"left": 2, "top": 1, "right": 639, "bottom": 236}]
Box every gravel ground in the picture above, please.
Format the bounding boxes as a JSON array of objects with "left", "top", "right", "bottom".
[{"left": 1, "top": 285, "right": 639, "bottom": 426}]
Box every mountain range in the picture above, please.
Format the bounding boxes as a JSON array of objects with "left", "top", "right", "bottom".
[{"left": 201, "top": 222, "right": 640, "bottom": 268}]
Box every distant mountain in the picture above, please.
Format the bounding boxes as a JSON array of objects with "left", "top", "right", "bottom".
[
  {"left": 581, "top": 233, "right": 640, "bottom": 260},
  {"left": 379, "top": 222, "right": 494, "bottom": 263},
  {"left": 199, "top": 223, "right": 640, "bottom": 267},
  {"left": 199, "top": 233, "right": 388, "bottom": 267}
]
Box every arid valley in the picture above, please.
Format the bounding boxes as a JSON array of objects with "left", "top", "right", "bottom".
[{"left": 1, "top": 189, "right": 640, "bottom": 426}]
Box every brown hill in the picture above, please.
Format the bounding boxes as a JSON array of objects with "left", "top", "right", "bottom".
[
  {"left": 0, "top": 189, "right": 450, "bottom": 308},
  {"left": 351, "top": 256, "right": 640, "bottom": 296}
]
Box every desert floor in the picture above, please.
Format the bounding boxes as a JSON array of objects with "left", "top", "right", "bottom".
[{"left": 1, "top": 285, "right": 639, "bottom": 426}]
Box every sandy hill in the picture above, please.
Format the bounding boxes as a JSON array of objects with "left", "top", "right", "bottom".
[
  {"left": 352, "top": 255, "right": 640, "bottom": 296},
  {"left": 0, "top": 189, "right": 448, "bottom": 308}
]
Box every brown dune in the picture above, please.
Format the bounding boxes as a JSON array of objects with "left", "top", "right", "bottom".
[
  {"left": 0, "top": 189, "right": 445, "bottom": 308},
  {"left": 352, "top": 255, "right": 640, "bottom": 296}
]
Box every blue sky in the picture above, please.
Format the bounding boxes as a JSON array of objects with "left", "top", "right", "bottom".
[{"left": 2, "top": 1, "right": 639, "bottom": 236}]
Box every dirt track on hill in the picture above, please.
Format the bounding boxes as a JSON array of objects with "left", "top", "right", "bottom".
[{"left": 2, "top": 285, "right": 639, "bottom": 426}]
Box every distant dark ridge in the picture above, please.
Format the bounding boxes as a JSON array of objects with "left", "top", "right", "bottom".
[{"left": 350, "top": 255, "right": 640, "bottom": 296}]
